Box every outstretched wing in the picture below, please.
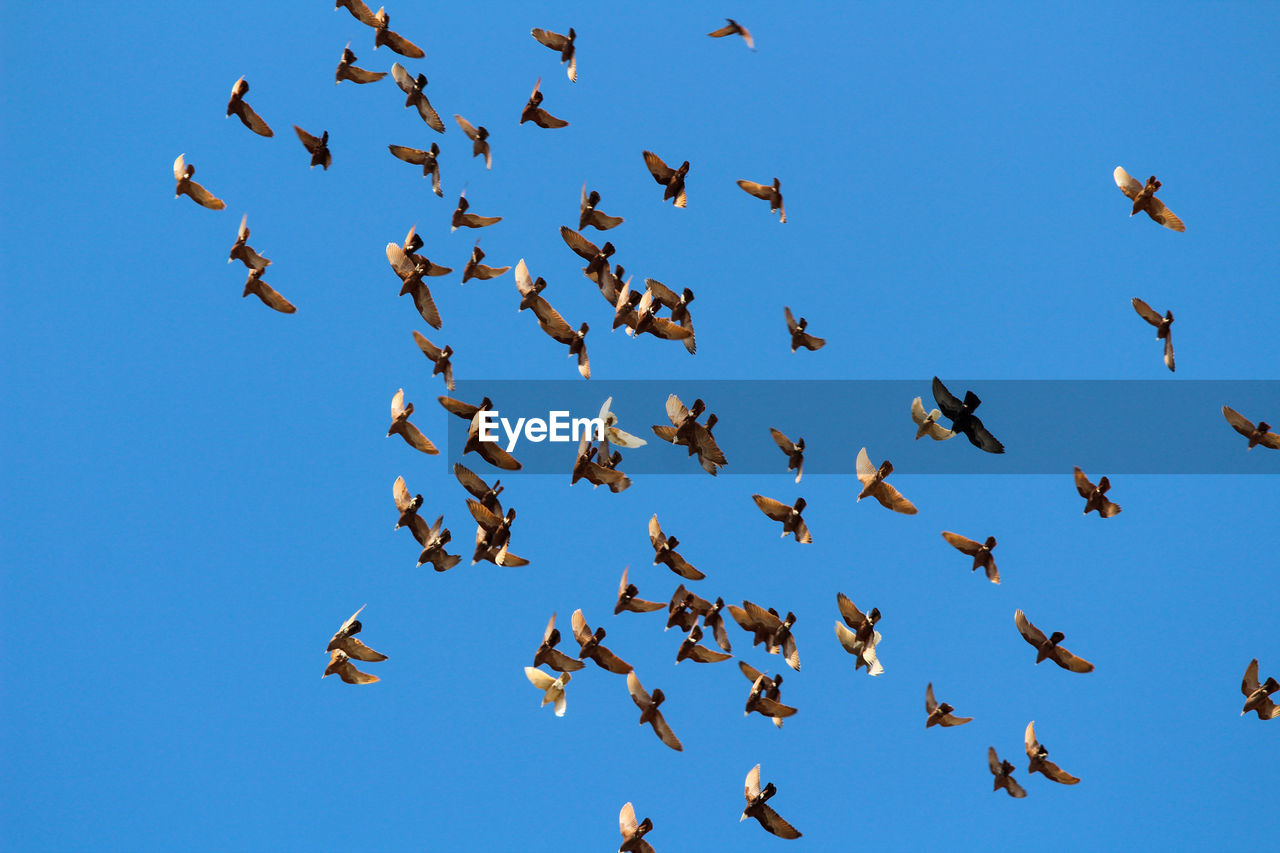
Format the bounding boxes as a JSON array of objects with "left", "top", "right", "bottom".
[{"left": 1113, "top": 166, "right": 1143, "bottom": 200}]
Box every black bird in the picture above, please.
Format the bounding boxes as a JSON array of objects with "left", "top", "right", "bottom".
[
  {"left": 931, "top": 376, "right": 1004, "bottom": 453},
  {"left": 293, "top": 126, "right": 331, "bottom": 170}
]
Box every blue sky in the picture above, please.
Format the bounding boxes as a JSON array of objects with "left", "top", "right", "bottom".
[{"left": 2, "top": 1, "right": 1277, "bottom": 850}]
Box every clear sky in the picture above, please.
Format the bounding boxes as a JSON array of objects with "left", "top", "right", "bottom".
[{"left": 2, "top": 1, "right": 1278, "bottom": 851}]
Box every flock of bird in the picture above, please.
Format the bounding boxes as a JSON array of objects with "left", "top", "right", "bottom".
[{"left": 171, "top": 6, "right": 1278, "bottom": 848}]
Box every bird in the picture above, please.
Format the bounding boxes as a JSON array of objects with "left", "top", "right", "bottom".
[
  {"left": 225, "top": 77, "right": 273, "bottom": 137},
  {"left": 941, "top": 532, "right": 1000, "bottom": 584},
  {"left": 855, "top": 447, "right": 917, "bottom": 514},
  {"left": 387, "top": 144, "right": 442, "bottom": 195},
  {"left": 514, "top": 264, "right": 590, "bottom": 378},
  {"left": 560, "top": 226, "right": 615, "bottom": 280},
  {"left": 618, "top": 802, "right": 654, "bottom": 853},
  {"left": 675, "top": 626, "right": 733, "bottom": 664},
  {"left": 1240, "top": 659, "right": 1280, "bottom": 719},
  {"left": 520, "top": 78, "right": 569, "bottom": 128},
  {"left": 642, "top": 150, "right": 688, "bottom": 207},
  {"left": 391, "top": 63, "right": 444, "bottom": 132},
  {"left": 530, "top": 27, "right": 577, "bottom": 82},
  {"left": 641, "top": 279, "right": 696, "bottom": 353},
  {"left": 325, "top": 605, "right": 388, "bottom": 681},
  {"left": 708, "top": 18, "right": 755, "bottom": 50},
  {"left": 751, "top": 495, "right": 812, "bottom": 543},
  {"left": 387, "top": 242, "right": 443, "bottom": 328},
  {"left": 173, "top": 154, "right": 225, "bottom": 210},
  {"left": 932, "top": 376, "right": 1004, "bottom": 453},
  {"left": 911, "top": 396, "right": 955, "bottom": 440},
  {"left": 241, "top": 268, "right": 296, "bottom": 314},
  {"left": 373, "top": 7, "right": 425, "bottom": 58},
  {"left": 335, "top": 44, "right": 386, "bottom": 84},
  {"left": 570, "top": 610, "right": 632, "bottom": 674},
  {"left": 741, "top": 664, "right": 795, "bottom": 726},
  {"left": 1222, "top": 406, "right": 1280, "bottom": 450},
  {"left": 324, "top": 649, "right": 380, "bottom": 684},
  {"left": 626, "top": 672, "right": 683, "bottom": 751},
  {"left": 410, "top": 514, "right": 460, "bottom": 572},
  {"left": 1014, "top": 609, "right": 1095, "bottom": 673},
  {"left": 733, "top": 602, "right": 800, "bottom": 671},
  {"left": 648, "top": 515, "right": 705, "bottom": 580},
  {"left": 702, "top": 598, "right": 732, "bottom": 652},
  {"left": 461, "top": 244, "right": 510, "bottom": 283},
  {"left": 570, "top": 430, "right": 630, "bottom": 492},
  {"left": 598, "top": 397, "right": 647, "bottom": 453},
  {"left": 469, "top": 500, "right": 523, "bottom": 566},
  {"left": 769, "top": 428, "right": 805, "bottom": 483},
  {"left": 524, "top": 667, "right": 570, "bottom": 716},
  {"left": 614, "top": 567, "right": 664, "bottom": 615},
  {"left": 391, "top": 475, "right": 423, "bottom": 531},
  {"left": 741, "top": 764, "right": 801, "bottom": 839},
  {"left": 440, "top": 395, "right": 523, "bottom": 471},
  {"left": 1114, "top": 166, "right": 1184, "bottom": 232},
  {"left": 737, "top": 177, "right": 785, "bottom": 222},
  {"left": 1131, "top": 298, "right": 1175, "bottom": 371},
  {"left": 533, "top": 613, "right": 586, "bottom": 673},
  {"left": 651, "top": 396, "right": 725, "bottom": 475},
  {"left": 620, "top": 285, "right": 697, "bottom": 350},
  {"left": 334, "top": 0, "right": 378, "bottom": 28},
  {"left": 451, "top": 189, "right": 502, "bottom": 231},
  {"left": 834, "top": 592, "right": 884, "bottom": 676},
  {"left": 293, "top": 126, "right": 331, "bottom": 170},
  {"left": 988, "top": 747, "right": 1027, "bottom": 798},
  {"left": 399, "top": 222, "right": 453, "bottom": 275},
  {"left": 579, "top": 185, "right": 624, "bottom": 231},
  {"left": 411, "top": 331, "right": 454, "bottom": 391},
  {"left": 925, "top": 683, "right": 973, "bottom": 727},
  {"left": 1025, "top": 721, "right": 1081, "bottom": 783},
  {"left": 387, "top": 388, "right": 439, "bottom": 454},
  {"left": 454, "top": 114, "right": 492, "bottom": 169},
  {"left": 665, "top": 584, "right": 711, "bottom": 633},
  {"left": 784, "top": 307, "right": 825, "bottom": 352},
  {"left": 1073, "top": 467, "right": 1122, "bottom": 517},
  {"left": 228, "top": 214, "right": 271, "bottom": 270},
  {"left": 453, "top": 462, "right": 503, "bottom": 513}
]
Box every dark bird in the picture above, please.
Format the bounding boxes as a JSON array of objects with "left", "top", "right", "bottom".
[
  {"left": 737, "top": 177, "right": 784, "bottom": 222},
  {"left": 751, "top": 495, "right": 812, "bottom": 544},
  {"left": 439, "top": 395, "right": 523, "bottom": 471},
  {"left": 410, "top": 513, "right": 460, "bottom": 572},
  {"left": 571, "top": 431, "right": 630, "bottom": 492},
  {"left": 1025, "top": 721, "right": 1081, "bottom": 784},
  {"left": 1241, "top": 659, "right": 1280, "bottom": 719},
  {"left": 1073, "top": 467, "right": 1122, "bottom": 517},
  {"left": 580, "top": 185, "right": 624, "bottom": 231},
  {"left": 941, "top": 532, "right": 999, "bottom": 584},
  {"left": 533, "top": 613, "right": 586, "bottom": 673},
  {"left": 642, "top": 150, "right": 688, "bottom": 207},
  {"left": 560, "top": 227, "right": 615, "bottom": 280},
  {"left": 454, "top": 462, "right": 503, "bottom": 513},
  {"left": 400, "top": 222, "right": 453, "bottom": 275},
  {"left": 618, "top": 802, "right": 654, "bottom": 853},
  {"left": 626, "top": 672, "right": 683, "bottom": 751},
  {"left": 1131, "top": 297, "right": 1175, "bottom": 371},
  {"left": 454, "top": 114, "right": 492, "bottom": 169},
  {"left": 386, "top": 241, "right": 443, "bottom": 328},
  {"left": 1014, "top": 609, "right": 1095, "bottom": 673},
  {"left": 1222, "top": 406, "right": 1280, "bottom": 450},
  {"left": 226, "top": 77, "right": 273, "bottom": 137},
  {"left": 469, "top": 499, "right": 524, "bottom": 566},
  {"left": 392, "top": 63, "right": 444, "bottom": 132},
  {"left": 242, "top": 268, "right": 296, "bottom": 314},
  {"left": 462, "top": 244, "right": 510, "bottom": 283},
  {"left": 931, "top": 376, "right": 1004, "bottom": 453},
  {"left": 530, "top": 27, "right": 577, "bottom": 82},
  {"left": 731, "top": 602, "right": 800, "bottom": 671},
  {"left": 925, "top": 683, "right": 973, "bottom": 727},
  {"left": 834, "top": 592, "right": 883, "bottom": 676},
  {"left": 570, "top": 610, "right": 632, "bottom": 674},
  {"left": 373, "top": 7, "right": 425, "bottom": 58},
  {"left": 703, "top": 597, "right": 732, "bottom": 652},
  {"left": 641, "top": 279, "right": 696, "bottom": 353},
  {"left": 335, "top": 44, "right": 386, "bottom": 84},
  {"left": 855, "top": 447, "right": 917, "bottom": 514},
  {"left": 325, "top": 605, "right": 388, "bottom": 681},
  {"left": 988, "top": 748, "right": 1027, "bottom": 798},
  {"left": 324, "top": 649, "right": 380, "bottom": 684},
  {"left": 911, "top": 396, "right": 955, "bottom": 440},
  {"left": 676, "top": 625, "right": 732, "bottom": 665},
  {"left": 784, "top": 306, "right": 825, "bottom": 352},
  {"left": 524, "top": 667, "right": 570, "bottom": 716},
  {"left": 665, "top": 583, "right": 711, "bottom": 633},
  {"left": 520, "top": 78, "right": 569, "bottom": 128},
  {"left": 614, "top": 566, "right": 664, "bottom": 616},
  {"left": 387, "top": 388, "right": 439, "bottom": 454},
  {"left": 652, "top": 395, "right": 725, "bottom": 474},
  {"left": 619, "top": 285, "right": 697, "bottom": 350},
  {"left": 1114, "top": 166, "right": 1185, "bottom": 232},
  {"left": 173, "top": 154, "right": 225, "bottom": 210},
  {"left": 708, "top": 18, "right": 755, "bottom": 50},
  {"left": 228, "top": 214, "right": 271, "bottom": 270},
  {"left": 768, "top": 428, "right": 805, "bottom": 483},
  {"left": 451, "top": 189, "right": 503, "bottom": 231},
  {"left": 741, "top": 764, "right": 801, "bottom": 839},
  {"left": 649, "top": 514, "right": 705, "bottom": 580},
  {"left": 741, "top": 664, "right": 795, "bottom": 726},
  {"left": 391, "top": 475, "right": 423, "bottom": 531},
  {"left": 388, "top": 144, "right": 442, "bottom": 195},
  {"left": 335, "top": 0, "right": 378, "bottom": 28},
  {"left": 411, "top": 331, "right": 454, "bottom": 391},
  {"left": 293, "top": 125, "right": 331, "bottom": 170}
]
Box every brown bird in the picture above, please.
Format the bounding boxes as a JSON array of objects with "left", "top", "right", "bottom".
[
  {"left": 641, "top": 279, "right": 696, "bottom": 353},
  {"left": 173, "top": 154, "right": 225, "bottom": 210},
  {"left": 649, "top": 514, "right": 705, "bottom": 580},
  {"left": 454, "top": 462, "right": 503, "bottom": 513},
  {"left": 468, "top": 499, "right": 523, "bottom": 566},
  {"left": 324, "top": 649, "right": 380, "bottom": 684},
  {"left": 1014, "top": 609, "right": 1095, "bottom": 673},
  {"left": 560, "top": 226, "right": 615, "bottom": 280},
  {"left": 941, "top": 532, "right": 999, "bottom": 584},
  {"left": 533, "top": 613, "right": 586, "bottom": 673},
  {"left": 834, "top": 592, "right": 884, "bottom": 676},
  {"left": 784, "top": 306, "right": 825, "bottom": 352},
  {"left": 768, "top": 428, "right": 805, "bottom": 483},
  {"left": 616, "top": 285, "right": 697, "bottom": 349},
  {"left": 335, "top": 44, "right": 386, "bottom": 84},
  {"left": 618, "top": 802, "right": 654, "bottom": 853},
  {"left": 741, "top": 664, "right": 795, "bottom": 726},
  {"left": 531, "top": 27, "right": 577, "bottom": 82},
  {"left": 242, "top": 268, "right": 296, "bottom": 314},
  {"left": 524, "top": 667, "right": 570, "bottom": 716},
  {"left": 411, "top": 514, "right": 461, "bottom": 572},
  {"left": 373, "top": 7, "right": 424, "bottom": 58},
  {"left": 521, "top": 78, "right": 569, "bottom": 128},
  {"left": 411, "top": 331, "right": 454, "bottom": 391},
  {"left": 642, "top": 150, "right": 688, "bottom": 207},
  {"left": 988, "top": 747, "right": 1027, "bottom": 798},
  {"left": 388, "top": 144, "right": 442, "bottom": 196},
  {"left": 676, "top": 625, "right": 733, "bottom": 665},
  {"left": 741, "top": 764, "right": 801, "bottom": 839},
  {"left": 708, "top": 18, "right": 755, "bottom": 50},
  {"left": 440, "top": 395, "right": 523, "bottom": 471},
  {"left": 1222, "top": 406, "right": 1280, "bottom": 450},
  {"left": 228, "top": 214, "right": 270, "bottom": 270},
  {"left": 326, "top": 604, "right": 388, "bottom": 668},
  {"left": 391, "top": 63, "right": 444, "bottom": 132},
  {"left": 1074, "top": 467, "right": 1122, "bottom": 517},
  {"left": 1025, "top": 721, "right": 1081, "bottom": 784},
  {"left": 665, "top": 584, "right": 710, "bottom": 633},
  {"left": 513, "top": 261, "right": 590, "bottom": 378},
  {"left": 226, "top": 77, "right": 273, "bottom": 137},
  {"left": 386, "top": 242, "right": 443, "bottom": 328},
  {"left": 703, "top": 597, "right": 732, "bottom": 652},
  {"left": 569, "top": 610, "right": 632, "bottom": 674},
  {"left": 911, "top": 396, "right": 955, "bottom": 440},
  {"left": 626, "top": 672, "right": 683, "bottom": 751},
  {"left": 579, "top": 185, "right": 624, "bottom": 231},
  {"left": 614, "top": 566, "right": 665, "bottom": 616},
  {"left": 451, "top": 189, "right": 503, "bottom": 231},
  {"left": 400, "top": 222, "right": 453, "bottom": 275},
  {"left": 387, "top": 388, "right": 439, "bottom": 454},
  {"left": 733, "top": 602, "right": 800, "bottom": 671},
  {"left": 1131, "top": 297, "right": 1175, "bottom": 371},
  {"left": 652, "top": 395, "right": 725, "bottom": 474},
  {"left": 1241, "top": 659, "right": 1280, "bottom": 719},
  {"left": 1114, "top": 166, "right": 1184, "bottom": 232},
  {"left": 391, "top": 475, "right": 424, "bottom": 531},
  {"left": 751, "top": 495, "right": 812, "bottom": 543},
  {"left": 571, "top": 431, "right": 630, "bottom": 492},
  {"left": 461, "top": 244, "right": 510, "bottom": 283},
  {"left": 454, "top": 114, "right": 492, "bottom": 169},
  {"left": 335, "top": 0, "right": 378, "bottom": 28},
  {"left": 925, "top": 683, "right": 973, "bottom": 727},
  {"left": 737, "top": 177, "right": 785, "bottom": 222},
  {"left": 293, "top": 126, "right": 331, "bottom": 170},
  {"left": 729, "top": 602, "right": 778, "bottom": 649},
  {"left": 855, "top": 447, "right": 917, "bottom": 514}
]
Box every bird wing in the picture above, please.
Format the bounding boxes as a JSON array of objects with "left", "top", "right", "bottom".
[
  {"left": 408, "top": 283, "right": 442, "bottom": 329},
  {"left": 530, "top": 296, "right": 575, "bottom": 343},
  {"left": 414, "top": 95, "right": 445, "bottom": 132},
  {"left": 454, "top": 113, "right": 480, "bottom": 139},
  {"left": 333, "top": 656, "right": 379, "bottom": 684},
  {"left": 248, "top": 279, "right": 296, "bottom": 313},
  {"left": 965, "top": 417, "right": 1005, "bottom": 453},
  {"left": 619, "top": 802, "right": 638, "bottom": 838},
  {"left": 625, "top": 671, "right": 650, "bottom": 708},
  {"left": 642, "top": 150, "right": 674, "bottom": 184},
  {"left": 1131, "top": 297, "right": 1164, "bottom": 327},
  {"left": 1014, "top": 609, "right": 1048, "bottom": 647},
  {"left": 1222, "top": 406, "right": 1256, "bottom": 438},
  {"left": 855, "top": 447, "right": 876, "bottom": 486},
  {"left": 236, "top": 100, "right": 274, "bottom": 137},
  {"left": 1040, "top": 759, "right": 1082, "bottom": 784},
  {"left": 336, "top": 636, "right": 388, "bottom": 662},
  {"left": 530, "top": 28, "right": 569, "bottom": 50},
  {"left": 293, "top": 124, "right": 322, "bottom": 152},
  {"left": 524, "top": 665, "right": 555, "bottom": 690},
  {"left": 412, "top": 330, "right": 443, "bottom": 361},
  {"left": 931, "top": 376, "right": 965, "bottom": 420},
  {"left": 737, "top": 179, "right": 772, "bottom": 200},
  {"left": 185, "top": 180, "right": 226, "bottom": 210},
  {"left": 382, "top": 29, "right": 425, "bottom": 58},
  {"left": 1113, "top": 166, "right": 1143, "bottom": 200},
  {"left": 870, "top": 481, "right": 918, "bottom": 514},
  {"left": 393, "top": 475, "right": 414, "bottom": 511},
  {"left": 752, "top": 494, "right": 793, "bottom": 522},
  {"left": 941, "top": 531, "right": 981, "bottom": 556},
  {"left": 1051, "top": 645, "right": 1095, "bottom": 673},
  {"left": 388, "top": 144, "right": 430, "bottom": 165},
  {"left": 559, "top": 226, "right": 601, "bottom": 261},
  {"left": 643, "top": 278, "right": 680, "bottom": 308},
  {"left": 397, "top": 420, "right": 438, "bottom": 454},
  {"left": 569, "top": 609, "right": 594, "bottom": 647},
  {"left": 1163, "top": 335, "right": 1175, "bottom": 372},
  {"left": 1243, "top": 659, "right": 1261, "bottom": 695},
  {"left": 769, "top": 428, "right": 796, "bottom": 454},
  {"left": 744, "top": 764, "right": 762, "bottom": 800},
  {"left": 1073, "top": 466, "right": 1096, "bottom": 498},
  {"left": 758, "top": 804, "right": 801, "bottom": 839},
  {"left": 338, "top": 0, "right": 379, "bottom": 27},
  {"left": 926, "top": 683, "right": 939, "bottom": 714},
  {"left": 784, "top": 306, "right": 799, "bottom": 333},
  {"left": 344, "top": 64, "right": 386, "bottom": 84},
  {"left": 1145, "top": 196, "right": 1185, "bottom": 232},
  {"left": 835, "top": 593, "right": 868, "bottom": 629},
  {"left": 650, "top": 710, "right": 683, "bottom": 751}
]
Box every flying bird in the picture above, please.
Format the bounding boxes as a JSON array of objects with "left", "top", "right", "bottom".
[
  {"left": 741, "top": 764, "right": 801, "bottom": 839},
  {"left": 641, "top": 279, "right": 696, "bottom": 353},
  {"left": 241, "top": 268, "right": 296, "bottom": 313},
  {"left": 469, "top": 500, "right": 523, "bottom": 566},
  {"left": 855, "top": 447, "right": 917, "bottom": 514},
  {"left": 325, "top": 605, "right": 388, "bottom": 682},
  {"left": 649, "top": 515, "right": 705, "bottom": 580},
  {"left": 614, "top": 566, "right": 665, "bottom": 615},
  {"left": 925, "top": 683, "right": 972, "bottom": 727},
  {"left": 530, "top": 27, "right": 577, "bottom": 82},
  {"left": 373, "top": 7, "right": 425, "bottom": 58},
  {"left": 784, "top": 307, "right": 825, "bottom": 352},
  {"left": 626, "top": 672, "right": 683, "bottom": 751},
  {"left": 1222, "top": 406, "right": 1280, "bottom": 450},
  {"left": 440, "top": 395, "right": 523, "bottom": 471},
  {"left": 708, "top": 18, "right": 755, "bottom": 50},
  {"left": 1073, "top": 467, "right": 1122, "bottom": 517},
  {"left": 454, "top": 462, "right": 503, "bottom": 513},
  {"left": 570, "top": 610, "right": 632, "bottom": 674},
  {"left": 173, "top": 154, "right": 225, "bottom": 210},
  {"left": 769, "top": 428, "right": 805, "bottom": 483},
  {"left": 579, "top": 185, "right": 624, "bottom": 231},
  {"left": 737, "top": 178, "right": 785, "bottom": 222},
  {"left": 392, "top": 63, "right": 444, "bottom": 132},
  {"left": 533, "top": 613, "right": 586, "bottom": 673},
  {"left": 911, "top": 396, "right": 955, "bottom": 440},
  {"left": 931, "top": 376, "right": 1004, "bottom": 453},
  {"left": 524, "top": 667, "right": 570, "bottom": 716},
  {"left": 335, "top": 0, "right": 379, "bottom": 28},
  {"left": 941, "top": 532, "right": 999, "bottom": 583},
  {"left": 388, "top": 144, "right": 442, "bottom": 195},
  {"left": 834, "top": 592, "right": 884, "bottom": 676},
  {"left": 570, "top": 430, "right": 630, "bottom": 492},
  {"left": 391, "top": 475, "right": 423, "bottom": 531},
  {"left": 411, "top": 331, "right": 454, "bottom": 390},
  {"left": 1241, "top": 659, "right": 1280, "bottom": 719},
  {"left": 731, "top": 602, "right": 800, "bottom": 671},
  {"left": 618, "top": 802, "right": 654, "bottom": 853},
  {"left": 387, "top": 388, "right": 439, "bottom": 454},
  {"left": 1025, "top": 721, "right": 1081, "bottom": 784},
  {"left": 228, "top": 214, "right": 270, "bottom": 270},
  {"left": 599, "top": 397, "right": 647, "bottom": 452},
  {"left": 1114, "top": 166, "right": 1184, "bottom": 232},
  {"left": 642, "top": 150, "right": 688, "bottom": 207},
  {"left": 410, "top": 514, "right": 460, "bottom": 572},
  {"left": 387, "top": 242, "right": 443, "bottom": 328},
  {"left": 741, "top": 664, "right": 796, "bottom": 726},
  {"left": 651, "top": 396, "right": 725, "bottom": 475},
  {"left": 461, "top": 244, "right": 510, "bottom": 283},
  {"left": 1014, "top": 609, "right": 1094, "bottom": 673},
  {"left": 988, "top": 748, "right": 1027, "bottom": 798},
  {"left": 1131, "top": 298, "right": 1175, "bottom": 371},
  {"left": 560, "top": 226, "right": 615, "bottom": 280},
  {"left": 335, "top": 44, "right": 386, "bottom": 84},
  {"left": 324, "top": 649, "right": 380, "bottom": 684},
  {"left": 293, "top": 125, "right": 331, "bottom": 170},
  {"left": 226, "top": 77, "right": 273, "bottom": 136},
  {"left": 454, "top": 114, "right": 492, "bottom": 169},
  {"left": 520, "top": 78, "right": 569, "bottom": 128},
  {"left": 666, "top": 584, "right": 711, "bottom": 633},
  {"left": 675, "top": 626, "right": 733, "bottom": 665},
  {"left": 751, "top": 495, "right": 812, "bottom": 543},
  {"left": 451, "top": 189, "right": 502, "bottom": 231}
]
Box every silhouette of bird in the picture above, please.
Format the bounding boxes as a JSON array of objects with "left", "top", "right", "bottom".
[
  {"left": 626, "top": 672, "right": 683, "bottom": 751},
  {"left": 911, "top": 396, "right": 955, "bottom": 440},
  {"left": 618, "top": 802, "right": 654, "bottom": 853},
  {"left": 931, "top": 376, "right": 1004, "bottom": 453},
  {"left": 524, "top": 667, "right": 570, "bottom": 716},
  {"left": 411, "top": 331, "right": 454, "bottom": 390},
  {"left": 925, "top": 683, "right": 972, "bottom": 727},
  {"left": 941, "top": 532, "right": 1000, "bottom": 584},
  {"left": 769, "top": 428, "right": 805, "bottom": 483},
  {"left": 388, "top": 144, "right": 442, "bottom": 195},
  {"left": 228, "top": 214, "right": 270, "bottom": 270},
  {"left": 579, "top": 185, "right": 624, "bottom": 230},
  {"left": 856, "top": 447, "right": 917, "bottom": 514},
  {"left": 387, "top": 388, "right": 438, "bottom": 454}
]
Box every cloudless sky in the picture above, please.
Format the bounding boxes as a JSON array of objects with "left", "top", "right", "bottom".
[{"left": 2, "top": 1, "right": 1277, "bottom": 851}]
